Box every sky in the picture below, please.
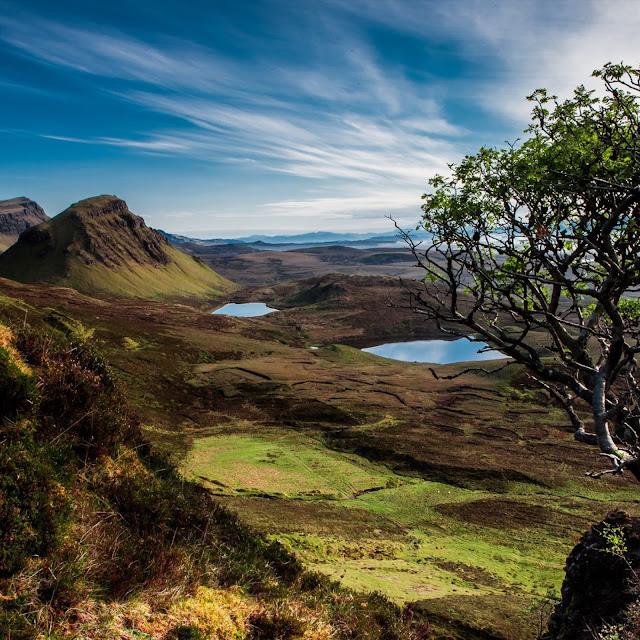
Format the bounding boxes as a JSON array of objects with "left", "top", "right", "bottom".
[{"left": 1, "top": 0, "right": 639, "bottom": 238}]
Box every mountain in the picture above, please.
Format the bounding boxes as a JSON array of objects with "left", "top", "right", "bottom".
[
  {"left": 0, "top": 196, "right": 49, "bottom": 252},
  {"left": 159, "top": 229, "right": 431, "bottom": 251},
  {"left": 0, "top": 195, "right": 237, "bottom": 300},
  {"left": 235, "top": 231, "right": 396, "bottom": 243},
  {"left": 158, "top": 230, "right": 236, "bottom": 245}
]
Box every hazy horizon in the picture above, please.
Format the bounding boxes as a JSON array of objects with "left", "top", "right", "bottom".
[{"left": 1, "top": 0, "right": 639, "bottom": 236}]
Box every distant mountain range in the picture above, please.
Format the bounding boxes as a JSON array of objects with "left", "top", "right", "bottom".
[
  {"left": 159, "top": 229, "right": 430, "bottom": 249},
  {"left": 236, "top": 231, "right": 401, "bottom": 243}
]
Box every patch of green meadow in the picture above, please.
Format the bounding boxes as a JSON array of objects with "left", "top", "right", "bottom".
[
  {"left": 189, "top": 435, "right": 568, "bottom": 599},
  {"left": 182, "top": 430, "right": 409, "bottom": 499},
  {"left": 178, "top": 376, "right": 640, "bottom": 638}
]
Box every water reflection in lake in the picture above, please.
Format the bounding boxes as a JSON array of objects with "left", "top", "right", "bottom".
[
  {"left": 361, "top": 339, "right": 507, "bottom": 364},
  {"left": 212, "top": 302, "right": 278, "bottom": 317}
]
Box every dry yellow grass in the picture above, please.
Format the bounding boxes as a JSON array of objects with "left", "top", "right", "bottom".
[{"left": 0, "top": 324, "right": 31, "bottom": 375}]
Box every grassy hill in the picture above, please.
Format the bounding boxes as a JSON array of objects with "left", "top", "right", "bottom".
[
  {"left": 2, "top": 272, "right": 638, "bottom": 639},
  {"left": 0, "top": 195, "right": 237, "bottom": 301},
  {"left": 0, "top": 302, "right": 419, "bottom": 640}
]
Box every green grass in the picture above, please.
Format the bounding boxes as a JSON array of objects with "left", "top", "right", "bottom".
[
  {"left": 185, "top": 431, "right": 570, "bottom": 598},
  {"left": 182, "top": 430, "right": 407, "bottom": 499},
  {"left": 58, "top": 247, "right": 237, "bottom": 300},
  {"left": 185, "top": 423, "right": 639, "bottom": 639},
  {"left": 277, "top": 482, "right": 566, "bottom": 597}
]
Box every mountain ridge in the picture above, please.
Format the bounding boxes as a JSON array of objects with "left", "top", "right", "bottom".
[
  {"left": 160, "top": 228, "right": 430, "bottom": 248},
  {"left": 0, "top": 195, "right": 236, "bottom": 301},
  {"left": 0, "top": 196, "right": 49, "bottom": 252}
]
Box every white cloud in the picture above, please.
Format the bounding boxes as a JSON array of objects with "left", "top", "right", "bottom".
[
  {"left": 5, "top": 1, "right": 636, "bottom": 234},
  {"left": 439, "top": 0, "right": 640, "bottom": 121},
  {"left": 0, "top": 6, "right": 465, "bottom": 219},
  {"left": 321, "top": 0, "right": 640, "bottom": 122},
  {"left": 0, "top": 14, "right": 239, "bottom": 93},
  {"left": 257, "top": 190, "right": 421, "bottom": 217}
]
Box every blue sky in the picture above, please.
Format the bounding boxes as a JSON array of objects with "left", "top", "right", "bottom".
[{"left": 1, "top": 0, "right": 639, "bottom": 237}]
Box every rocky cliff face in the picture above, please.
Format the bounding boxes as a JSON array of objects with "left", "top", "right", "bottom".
[
  {"left": 13, "top": 195, "right": 172, "bottom": 270},
  {"left": 0, "top": 197, "right": 49, "bottom": 251},
  {"left": 544, "top": 509, "right": 640, "bottom": 640},
  {"left": 59, "top": 196, "right": 172, "bottom": 269}
]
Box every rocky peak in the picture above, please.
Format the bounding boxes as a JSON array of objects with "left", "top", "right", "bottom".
[
  {"left": 59, "top": 196, "right": 172, "bottom": 269},
  {"left": 67, "top": 195, "right": 130, "bottom": 222},
  {"left": 0, "top": 197, "right": 49, "bottom": 237}
]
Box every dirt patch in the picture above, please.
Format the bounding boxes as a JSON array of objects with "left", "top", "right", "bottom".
[
  {"left": 284, "top": 399, "right": 361, "bottom": 425},
  {"left": 411, "top": 591, "right": 538, "bottom": 640},
  {"left": 432, "top": 560, "right": 504, "bottom": 589}
]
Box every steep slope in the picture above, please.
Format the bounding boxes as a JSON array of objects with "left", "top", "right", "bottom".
[
  {"left": 0, "top": 195, "right": 236, "bottom": 300},
  {"left": 0, "top": 312, "right": 417, "bottom": 640},
  {"left": 0, "top": 196, "right": 49, "bottom": 252}
]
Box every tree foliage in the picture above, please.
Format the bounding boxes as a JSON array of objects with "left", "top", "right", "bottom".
[{"left": 402, "top": 63, "right": 640, "bottom": 478}]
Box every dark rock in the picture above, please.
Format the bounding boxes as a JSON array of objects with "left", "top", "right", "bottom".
[
  {"left": 71, "top": 197, "right": 129, "bottom": 220},
  {"left": 0, "top": 197, "right": 48, "bottom": 235},
  {"left": 0, "top": 197, "right": 49, "bottom": 250},
  {"left": 544, "top": 508, "right": 640, "bottom": 639},
  {"left": 20, "top": 226, "right": 51, "bottom": 245}
]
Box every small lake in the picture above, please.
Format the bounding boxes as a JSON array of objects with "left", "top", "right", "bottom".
[
  {"left": 361, "top": 338, "right": 508, "bottom": 364},
  {"left": 212, "top": 302, "right": 278, "bottom": 317}
]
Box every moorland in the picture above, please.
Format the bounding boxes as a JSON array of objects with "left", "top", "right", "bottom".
[{"left": 1, "top": 195, "right": 638, "bottom": 640}]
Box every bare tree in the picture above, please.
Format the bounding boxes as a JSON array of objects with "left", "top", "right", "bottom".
[{"left": 401, "top": 63, "right": 640, "bottom": 479}]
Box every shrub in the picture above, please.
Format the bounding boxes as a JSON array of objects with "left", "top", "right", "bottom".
[
  {"left": 0, "top": 422, "right": 68, "bottom": 576},
  {"left": 16, "top": 329, "right": 144, "bottom": 459}
]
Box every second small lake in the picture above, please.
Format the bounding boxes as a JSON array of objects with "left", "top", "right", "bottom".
[
  {"left": 212, "top": 302, "right": 278, "bottom": 317},
  {"left": 361, "top": 338, "right": 508, "bottom": 364}
]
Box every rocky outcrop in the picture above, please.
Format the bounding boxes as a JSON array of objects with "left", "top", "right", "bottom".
[
  {"left": 65, "top": 197, "right": 173, "bottom": 269},
  {"left": 544, "top": 509, "right": 640, "bottom": 640},
  {"left": 0, "top": 197, "right": 49, "bottom": 251},
  {"left": 67, "top": 196, "right": 129, "bottom": 221}
]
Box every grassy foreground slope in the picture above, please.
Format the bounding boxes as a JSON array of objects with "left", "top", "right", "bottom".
[
  {"left": 0, "top": 195, "right": 237, "bottom": 301},
  {"left": 0, "top": 306, "right": 419, "bottom": 639}
]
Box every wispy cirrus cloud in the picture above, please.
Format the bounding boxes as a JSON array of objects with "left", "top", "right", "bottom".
[
  {"left": 256, "top": 190, "right": 422, "bottom": 220},
  {"left": 442, "top": 0, "right": 640, "bottom": 120},
  {"left": 0, "top": 7, "right": 462, "bottom": 203},
  {"left": 322, "top": 0, "right": 640, "bottom": 119},
  {"left": 171, "top": 189, "right": 423, "bottom": 236},
  {"left": 0, "top": 14, "right": 238, "bottom": 92},
  {"left": 2, "top": 0, "right": 638, "bottom": 234}
]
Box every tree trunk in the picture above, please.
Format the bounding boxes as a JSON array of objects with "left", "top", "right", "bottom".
[{"left": 592, "top": 372, "right": 618, "bottom": 454}]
